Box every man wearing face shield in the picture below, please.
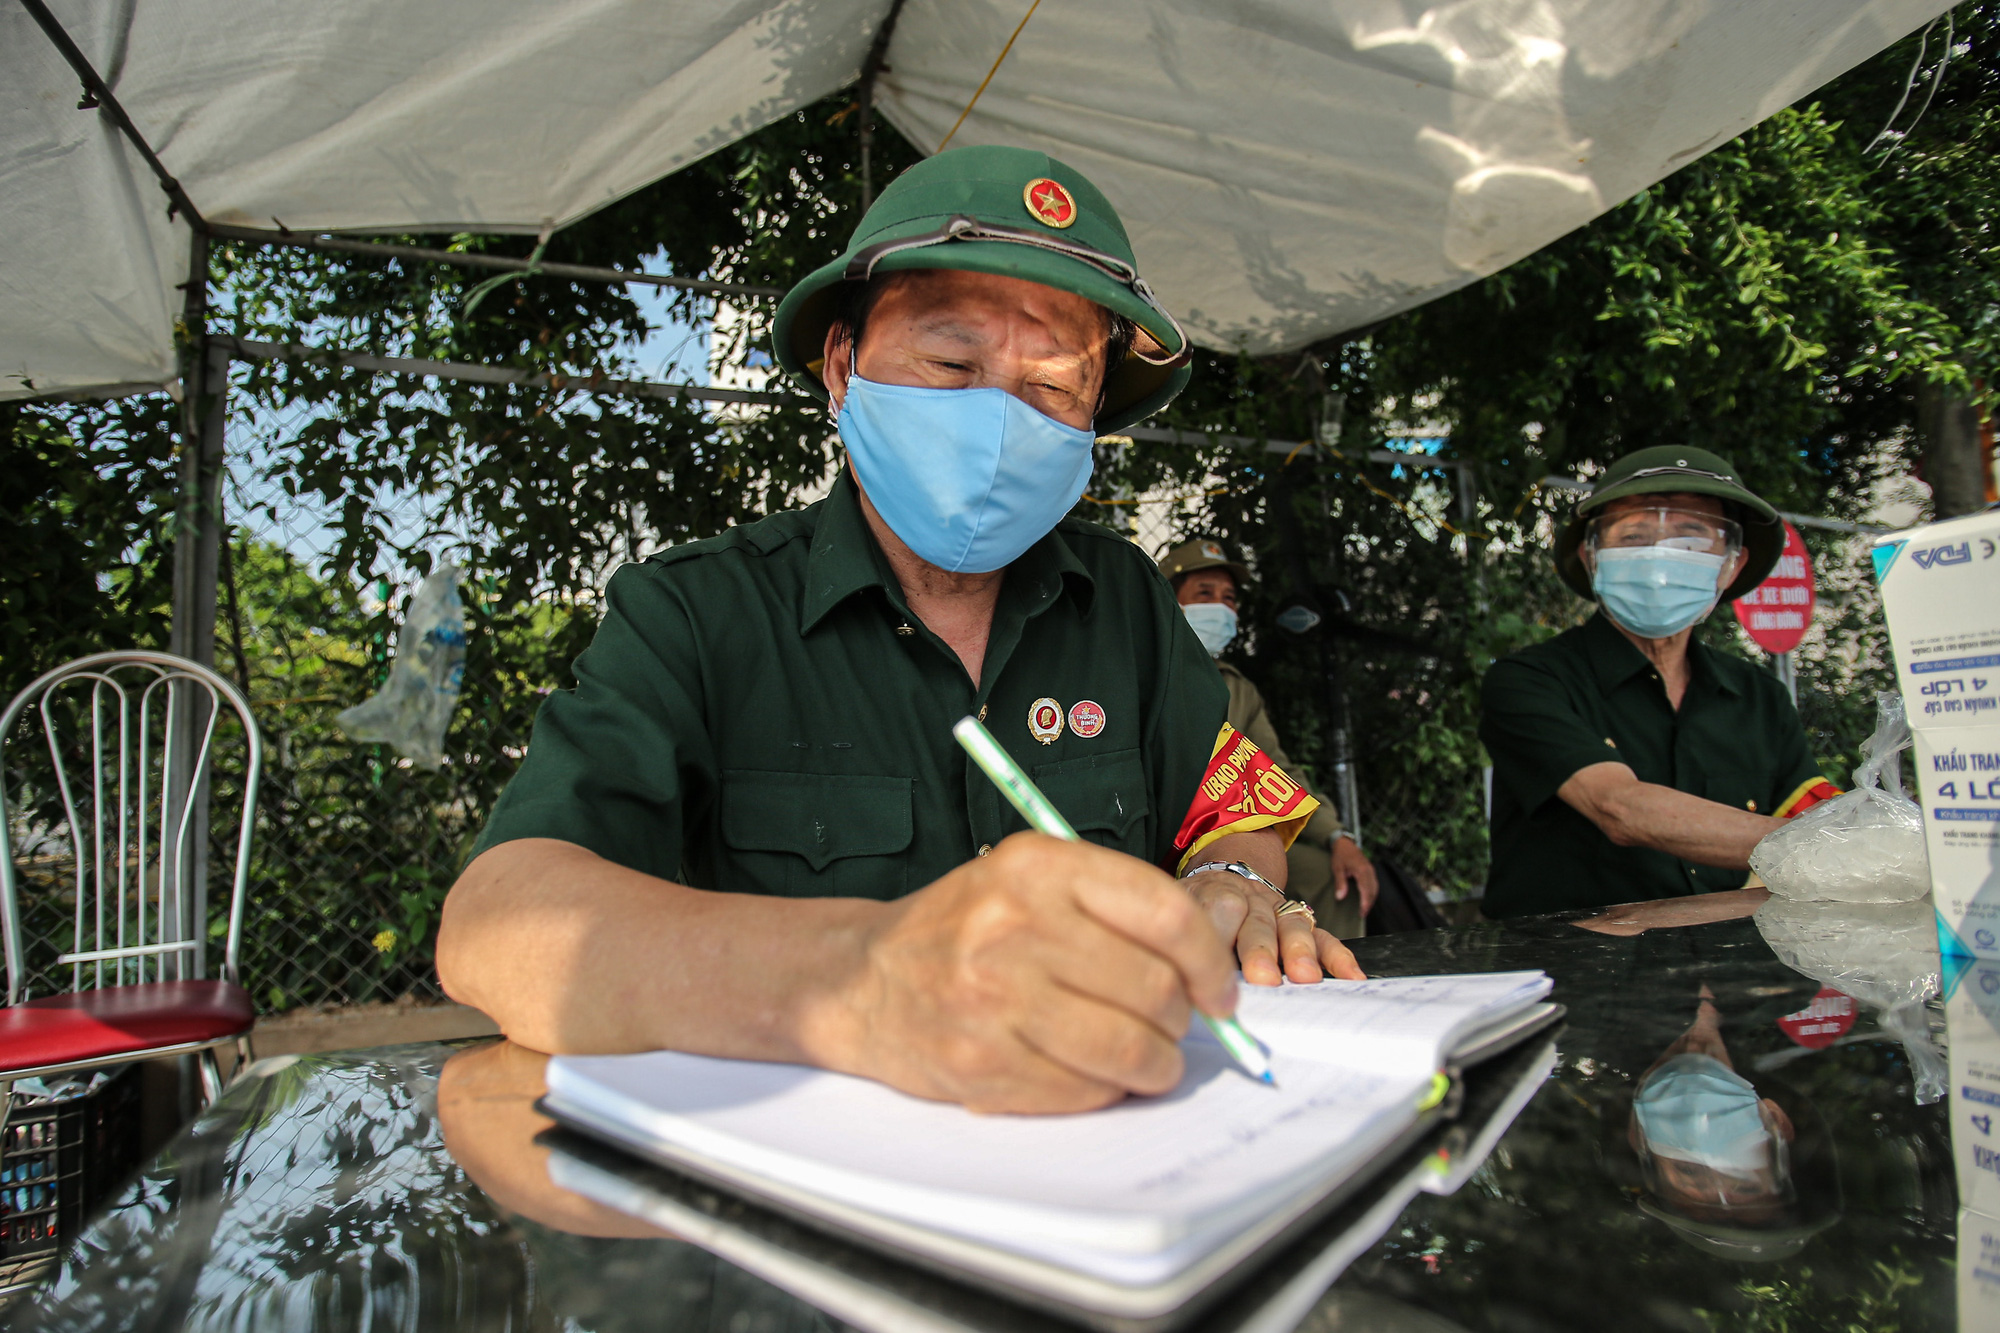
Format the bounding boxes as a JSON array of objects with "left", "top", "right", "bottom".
[
  {"left": 1159, "top": 539, "right": 1377, "bottom": 938},
  {"left": 1623, "top": 987, "right": 1835, "bottom": 1260},
  {"left": 437, "top": 146, "right": 1360, "bottom": 1118},
  {"left": 1478, "top": 447, "right": 1838, "bottom": 918}
]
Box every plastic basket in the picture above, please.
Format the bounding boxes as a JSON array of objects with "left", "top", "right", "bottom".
[{"left": 0, "top": 1067, "right": 140, "bottom": 1263}]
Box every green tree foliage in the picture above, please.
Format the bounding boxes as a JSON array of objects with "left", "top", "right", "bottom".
[
  {"left": 1101, "top": 5, "right": 2000, "bottom": 888},
  {"left": 0, "top": 396, "right": 179, "bottom": 701}
]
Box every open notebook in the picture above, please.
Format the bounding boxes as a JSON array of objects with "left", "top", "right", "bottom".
[{"left": 542, "top": 971, "right": 1556, "bottom": 1320}]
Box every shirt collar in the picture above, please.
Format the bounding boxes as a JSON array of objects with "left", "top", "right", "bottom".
[
  {"left": 1583, "top": 611, "right": 1654, "bottom": 693},
  {"left": 1583, "top": 610, "right": 1741, "bottom": 698},
  {"left": 800, "top": 469, "right": 1096, "bottom": 635}
]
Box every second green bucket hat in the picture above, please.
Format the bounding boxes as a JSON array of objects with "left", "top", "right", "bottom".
[
  {"left": 771, "top": 145, "right": 1192, "bottom": 434},
  {"left": 1555, "top": 446, "right": 1783, "bottom": 602}
]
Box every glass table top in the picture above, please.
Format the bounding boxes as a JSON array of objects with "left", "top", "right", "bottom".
[{"left": 7, "top": 899, "right": 1966, "bottom": 1332}]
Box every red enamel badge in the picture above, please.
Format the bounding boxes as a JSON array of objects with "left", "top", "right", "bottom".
[
  {"left": 1068, "top": 700, "right": 1105, "bottom": 738},
  {"left": 1023, "top": 178, "right": 1078, "bottom": 229}
]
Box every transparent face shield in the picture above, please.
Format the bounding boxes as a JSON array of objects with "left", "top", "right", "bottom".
[{"left": 1585, "top": 506, "right": 1743, "bottom": 561}]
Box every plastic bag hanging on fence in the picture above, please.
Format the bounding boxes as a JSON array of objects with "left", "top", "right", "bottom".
[
  {"left": 337, "top": 563, "right": 467, "bottom": 770},
  {"left": 1749, "top": 691, "right": 1931, "bottom": 903}
]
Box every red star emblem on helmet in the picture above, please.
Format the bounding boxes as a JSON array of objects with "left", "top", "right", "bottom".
[{"left": 1023, "top": 177, "right": 1078, "bottom": 229}]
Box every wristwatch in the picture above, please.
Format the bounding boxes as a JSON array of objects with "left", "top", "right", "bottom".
[{"left": 1182, "top": 860, "right": 1285, "bottom": 902}]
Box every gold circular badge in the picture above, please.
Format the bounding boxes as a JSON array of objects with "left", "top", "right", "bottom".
[
  {"left": 1028, "top": 697, "right": 1065, "bottom": 745},
  {"left": 1023, "top": 178, "right": 1078, "bottom": 229}
]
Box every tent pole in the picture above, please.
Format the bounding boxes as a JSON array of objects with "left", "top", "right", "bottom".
[
  {"left": 18, "top": 0, "right": 205, "bottom": 226},
  {"left": 213, "top": 336, "right": 802, "bottom": 409},
  {"left": 204, "top": 225, "right": 780, "bottom": 300},
  {"left": 857, "top": 0, "right": 912, "bottom": 212},
  {"left": 170, "top": 232, "right": 223, "bottom": 672},
  {"left": 1114, "top": 427, "right": 1890, "bottom": 537},
  {"left": 168, "top": 233, "right": 224, "bottom": 1060}
]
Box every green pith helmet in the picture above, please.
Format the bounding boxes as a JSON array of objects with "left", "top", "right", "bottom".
[
  {"left": 771, "top": 145, "right": 1193, "bottom": 434},
  {"left": 1158, "top": 537, "right": 1250, "bottom": 586},
  {"left": 1555, "top": 445, "right": 1783, "bottom": 602}
]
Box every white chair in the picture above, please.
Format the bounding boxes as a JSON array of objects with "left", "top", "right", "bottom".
[{"left": 0, "top": 652, "right": 262, "bottom": 1135}]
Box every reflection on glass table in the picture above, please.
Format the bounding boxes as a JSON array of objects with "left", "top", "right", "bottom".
[
  {"left": 1625, "top": 986, "right": 1836, "bottom": 1261},
  {"left": 6, "top": 909, "right": 1962, "bottom": 1332}
]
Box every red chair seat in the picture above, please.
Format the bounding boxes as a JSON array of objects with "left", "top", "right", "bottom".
[{"left": 0, "top": 981, "right": 254, "bottom": 1075}]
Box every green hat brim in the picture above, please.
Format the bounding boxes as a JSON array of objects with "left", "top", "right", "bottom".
[
  {"left": 1555, "top": 473, "right": 1784, "bottom": 603},
  {"left": 772, "top": 234, "right": 1191, "bottom": 436}
]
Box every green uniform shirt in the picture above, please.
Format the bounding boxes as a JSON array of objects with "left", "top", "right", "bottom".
[
  {"left": 1479, "top": 612, "right": 1825, "bottom": 918},
  {"left": 472, "top": 471, "right": 1228, "bottom": 898}
]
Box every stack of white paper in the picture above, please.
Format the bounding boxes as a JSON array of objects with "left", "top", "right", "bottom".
[{"left": 545, "top": 972, "right": 1553, "bottom": 1294}]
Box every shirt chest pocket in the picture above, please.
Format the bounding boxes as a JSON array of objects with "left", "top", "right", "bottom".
[
  {"left": 719, "top": 770, "right": 914, "bottom": 900},
  {"left": 1029, "top": 748, "right": 1151, "bottom": 857}
]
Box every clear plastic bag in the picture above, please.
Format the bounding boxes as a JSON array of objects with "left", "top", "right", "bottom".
[
  {"left": 1752, "top": 894, "right": 1945, "bottom": 1103},
  {"left": 336, "top": 563, "right": 467, "bottom": 770},
  {"left": 1752, "top": 895, "right": 1939, "bottom": 1012},
  {"left": 1748, "top": 692, "right": 1931, "bottom": 903}
]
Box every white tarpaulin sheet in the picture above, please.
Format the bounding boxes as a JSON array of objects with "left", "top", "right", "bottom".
[{"left": 2, "top": 0, "right": 1950, "bottom": 401}]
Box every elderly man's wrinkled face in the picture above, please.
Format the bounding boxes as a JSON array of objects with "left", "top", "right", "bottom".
[{"left": 823, "top": 269, "right": 1113, "bottom": 431}]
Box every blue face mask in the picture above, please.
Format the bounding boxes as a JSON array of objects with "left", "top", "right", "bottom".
[
  {"left": 837, "top": 374, "right": 1096, "bottom": 574},
  {"left": 1183, "top": 603, "right": 1238, "bottom": 656},
  {"left": 1632, "top": 1054, "right": 1773, "bottom": 1173},
  {"left": 1591, "top": 546, "right": 1726, "bottom": 638}
]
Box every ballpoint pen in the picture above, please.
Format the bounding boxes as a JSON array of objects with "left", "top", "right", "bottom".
[{"left": 952, "top": 714, "right": 1278, "bottom": 1087}]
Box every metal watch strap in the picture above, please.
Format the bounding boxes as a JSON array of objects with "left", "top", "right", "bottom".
[{"left": 1183, "top": 860, "right": 1286, "bottom": 902}]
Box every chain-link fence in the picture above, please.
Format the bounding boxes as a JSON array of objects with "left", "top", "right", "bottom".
[
  {"left": 213, "top": 382, "right": 548, "bottom": 1011},
  {"left": 4, "top": 366, "right": 1906, "bottom": 1015}
]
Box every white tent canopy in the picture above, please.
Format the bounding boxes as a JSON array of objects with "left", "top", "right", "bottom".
[{"left": 3, "top": 0, "right": 1950, "bottom": 401}]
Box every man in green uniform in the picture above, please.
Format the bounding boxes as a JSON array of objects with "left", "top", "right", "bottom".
[
  {"left": 1479, "top": 447, "right": 1838, "bottom": 918},
  {"left": 1158, "top": 539, "right": 1377, "bottom": 937},
  {"left": 437, "top": 146, "right": 1360, "bottom": 1116}
]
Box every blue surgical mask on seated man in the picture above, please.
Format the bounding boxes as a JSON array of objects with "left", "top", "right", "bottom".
[
  {"left": 1588, "top": 505, "right": 1737, "bottom": 638},
  {"left": 838, "top": 373, "right": 1096, "bottom": 574},
  {"left": 1183, "top": 603, "right": 1238, "bottom": 657},
  {"left": 1592, "top": 546, "right": 1726, "bottom": 638}
]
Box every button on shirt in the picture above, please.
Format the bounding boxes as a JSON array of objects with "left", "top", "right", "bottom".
[
  {"left": 1479, "top": 612, "right": 1826, "bottom": 917},
  {"left": 472, "top": 471, "right": 1228, "bottom": 899}
]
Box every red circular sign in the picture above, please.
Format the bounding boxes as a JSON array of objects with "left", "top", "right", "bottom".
[
  {"left": 1068, "top": 700, "right": 1105, "bottom": 738},
  {"left": 1777, "top": 986, "right": 1856, "bottom": 1049},
  {"left": 1732, "top": 521, "right": 1815, "bottom": 654}
]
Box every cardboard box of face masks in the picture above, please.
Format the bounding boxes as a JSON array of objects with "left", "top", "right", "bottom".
[
  {"left": 1872, "top": 509, "right": 2000, "bottom": 957},
  {"left": 1947, "top": 966, "right": 2000, "bottom": 1219}
]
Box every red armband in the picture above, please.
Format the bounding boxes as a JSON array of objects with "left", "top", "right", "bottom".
[
  {"left": 1172, "top": 724, "right": 1319, "bottom": 873},
  {"left": 1775, "top": 777, "right": 1840, "bottom": 819}
]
